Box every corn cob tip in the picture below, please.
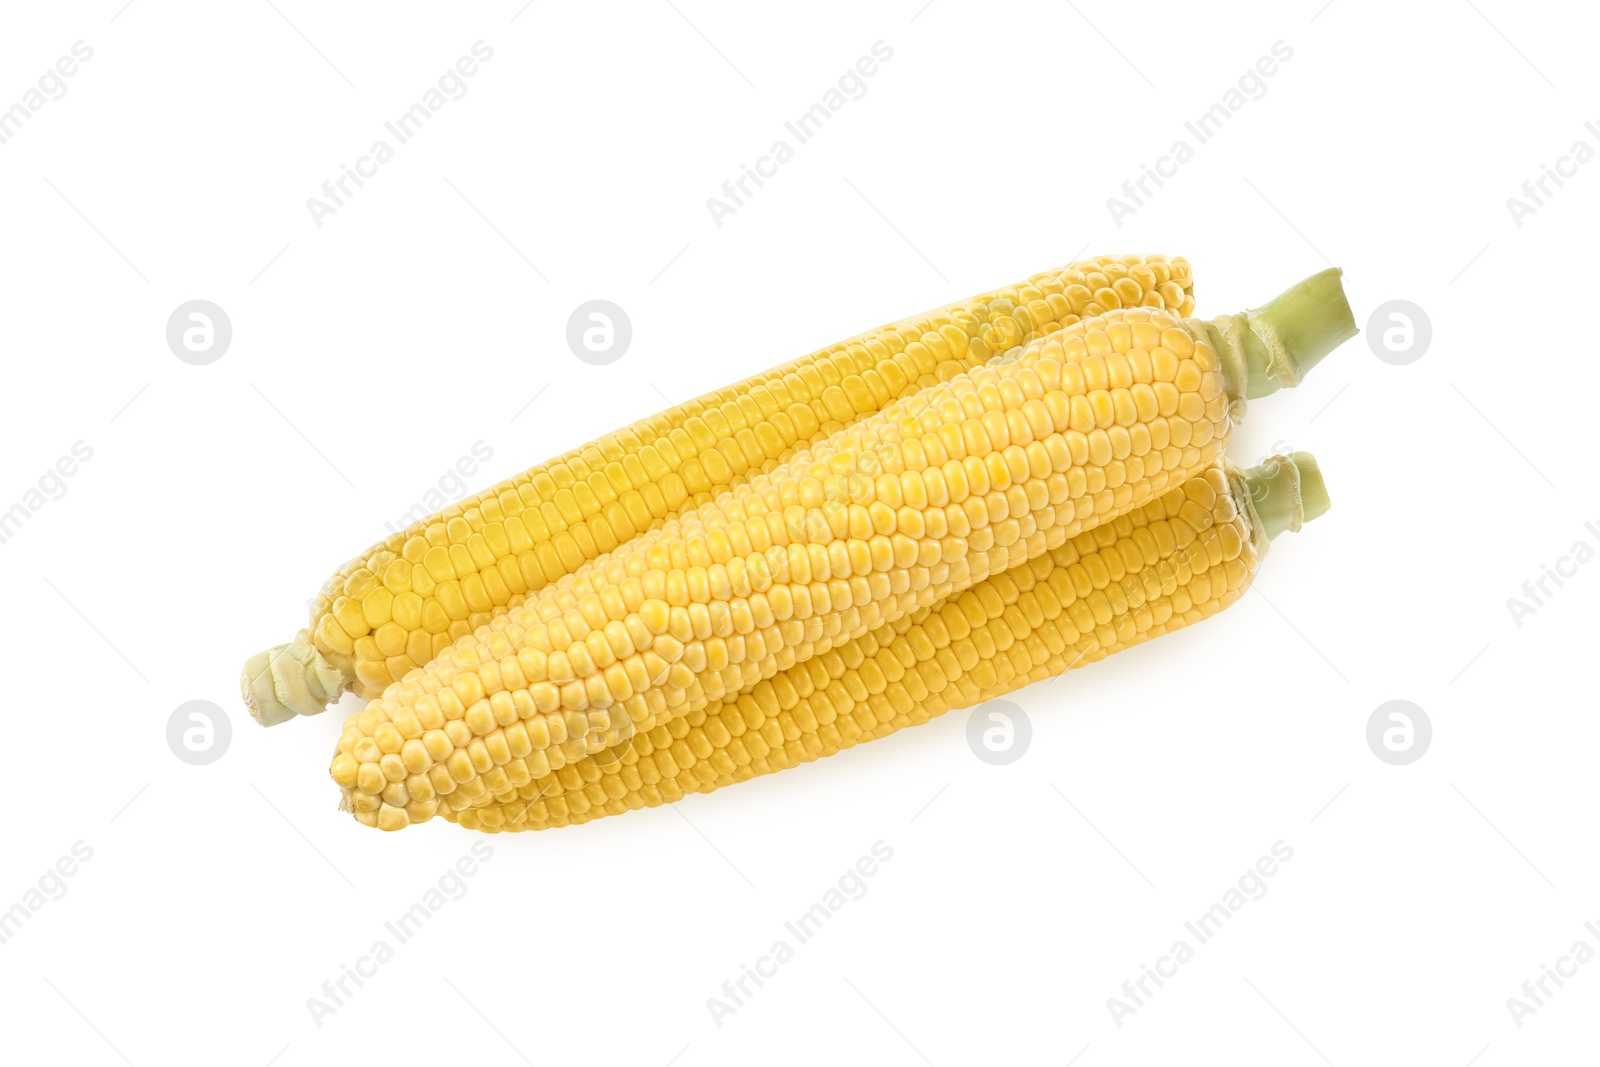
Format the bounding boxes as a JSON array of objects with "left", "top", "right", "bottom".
[
  {"left": 240, "top": 630, "right": 346, "bottom": 726},
  {"left": 1202, "top": 268, "right": 1356, "bottom": 406},
  {"left": 1236, "top": 452, "right": 1330, "bottom": 543}
]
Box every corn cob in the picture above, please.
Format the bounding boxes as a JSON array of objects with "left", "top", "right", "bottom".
[
  {"left": 332, "top": 272, "right": 1352, "bottom": 830},
  {"left": 243, "top": 255, "right": 1194, "bottom": 723},
  {"left": 448, "top": 453, "right": 1327, "bottom": 831}
]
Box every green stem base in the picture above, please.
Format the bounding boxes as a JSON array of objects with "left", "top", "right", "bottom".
[
  {"left": 1236, "top": 452, "right": 1331, "bottom": 544},
  {"left": 1201, "top": 267, "right": 1357, "bottom": 405},
  {"left": 240, "top": 630, "right": 347, "bottom": 726}
]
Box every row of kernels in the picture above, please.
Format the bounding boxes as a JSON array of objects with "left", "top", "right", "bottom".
[
  {"left": 337, "top": 288, "right": 1215, "bottom": 815},
  {"left": 457, "top": 534, "right": 1241, "bottom": 831},
  {"left": 464, "top": 471, "right": 1249, "bottom": 820},
  {"left": 476, "top": 529, "right": 1247, "bottom": 831},
  {"left": 315, "top": 259, "right": 1194, "bottom": 664}
]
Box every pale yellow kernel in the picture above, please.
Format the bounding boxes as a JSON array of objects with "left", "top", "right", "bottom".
[
  {"left": 401, "top": 739, "right": 431, "bottom": 773},
  {"left": 1175, "top": 360, "right": 1203, "bottom": 393},
  {"left": 1152, "top": 347, "right": 1178, "bottom": 382},
  {"left": 330, "top": 754, "right": 358, "bottom": 787},
  {"left": 357, "top": 762, "right": 386, "bottom": 795},
  {"left": 1088, "top": 426, "right": 1118, "bottom": 465},
  {"left": 373, "top": 723, "right": 403, "bottom": 754},
  {"left": 1089, "top": 391, "right": 1116, "bottom": 428},
  {"left": 1160, "top": 327, "right": 1195, "bottom": 358}
]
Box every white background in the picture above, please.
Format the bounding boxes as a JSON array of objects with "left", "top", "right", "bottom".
[{"left": 1, "top": 1, "right": 1595, "bottom": 1064}]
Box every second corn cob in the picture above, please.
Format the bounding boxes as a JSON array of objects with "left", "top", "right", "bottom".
[
  {"left": 244, "top": 256, "right": 1194, "bottom": 721},
  {"left": 446, "top": 453, "right": 1328, "bottom": 831}
]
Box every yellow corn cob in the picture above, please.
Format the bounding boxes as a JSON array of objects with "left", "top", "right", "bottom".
[
  {"left": 331, "top": 271, "right": 1352, "bottom": 831},
  {"left": 243, "top": 255, "right": 1195, "bottom": 723},
  {"left": 447, "top": 453, "right": 1327, "bottom": 831},
  {"left": 336, "top": 309, "right": 1225, "bottom": 828}
]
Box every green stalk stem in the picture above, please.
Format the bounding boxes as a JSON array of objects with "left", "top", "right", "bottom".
[
  {"left": 1201, "top": 267, "right": 1357, "bottom": 406},
  {"left": 1236, "top": 452, "right": 1331, "bottom": 546}
]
